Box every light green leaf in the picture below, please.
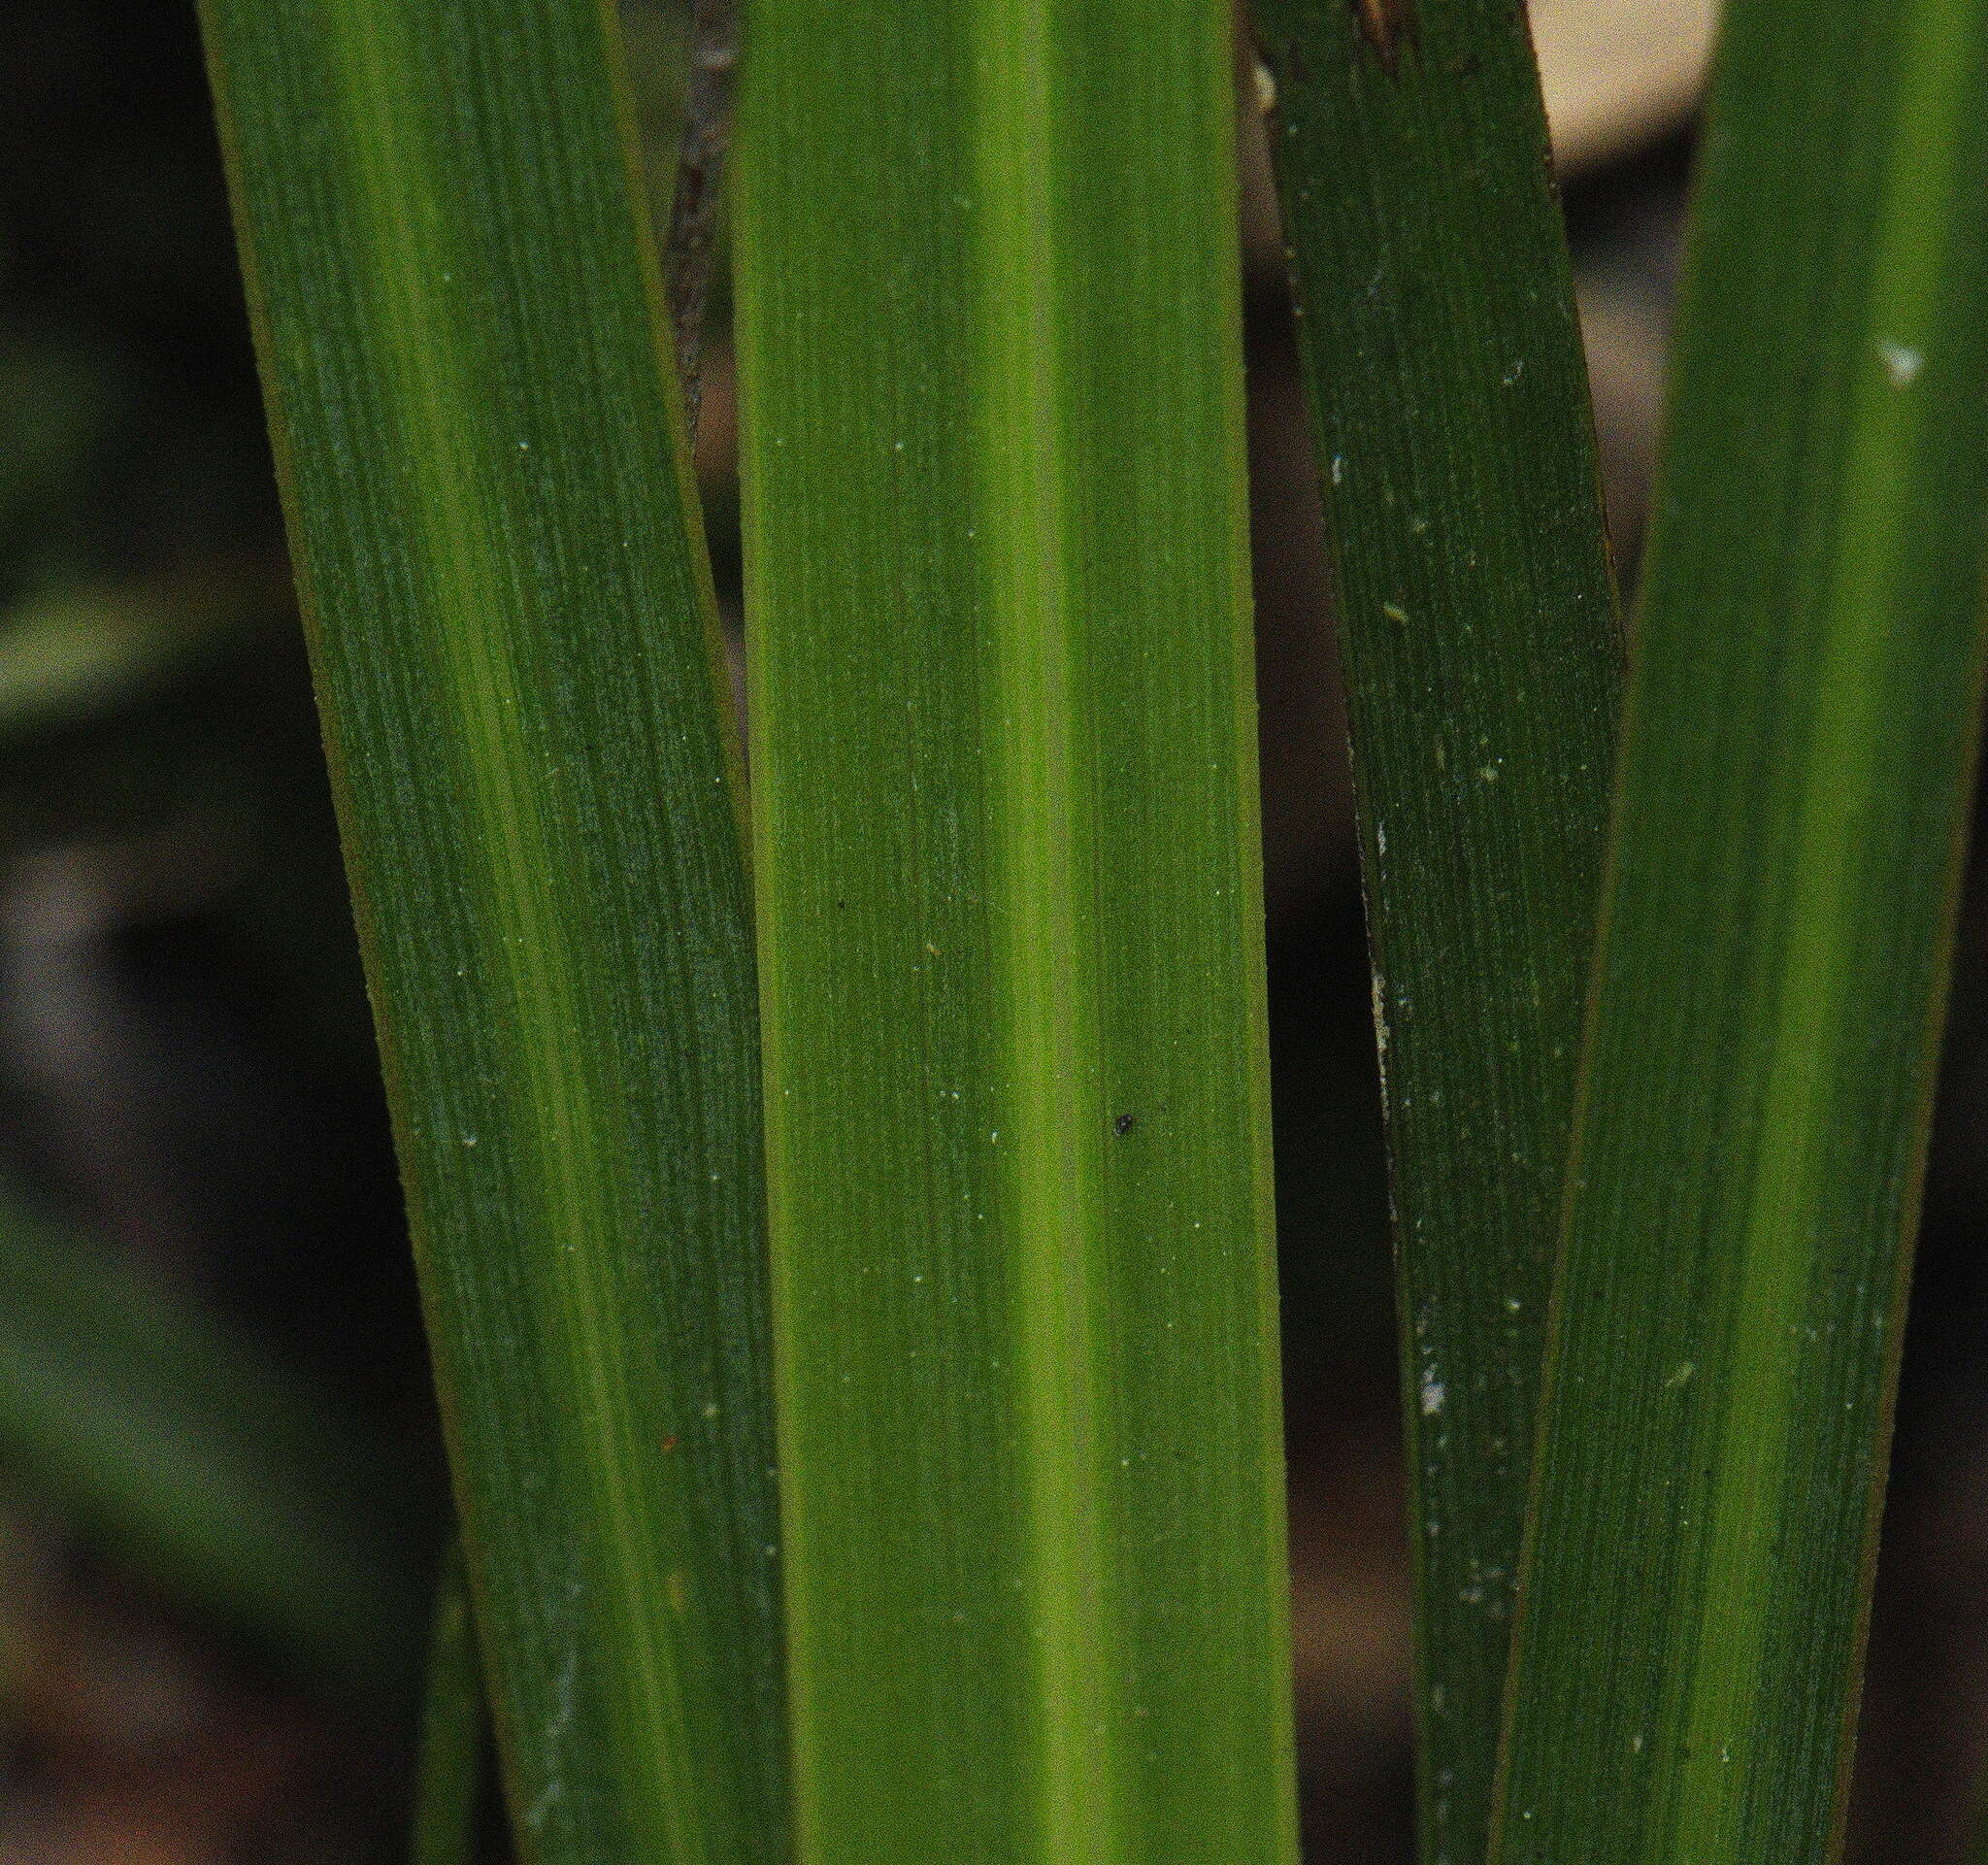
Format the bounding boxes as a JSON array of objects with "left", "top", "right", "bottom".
[{"left": 733, "top": 8, "right": 1297, "bottom": 1862}]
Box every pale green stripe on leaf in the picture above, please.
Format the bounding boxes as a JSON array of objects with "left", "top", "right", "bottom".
[
  {"left": 1493, "top": 0, "right": 1988, "bottom": 1855},
  {"left": 736, "top": 7, "right": 1296, "bottom": 1862},
  {"left": 199, "top": 3, "right": 782, "bottom": 1861}
]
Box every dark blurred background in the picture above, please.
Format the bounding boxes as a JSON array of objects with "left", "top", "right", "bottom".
[{"left": 2, "top": 2, "right": 1983, "bottom": 1860}]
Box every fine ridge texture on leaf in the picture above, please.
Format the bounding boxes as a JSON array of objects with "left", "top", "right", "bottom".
[
  {"left": 1251, "top": 4, "right": 1622, "bottom": 1858},
  {"left": 1492, "top": 0, "right": 1988, "bottom": 1855},
  {"left": 199, "top": 5, "right": 784, "bottom": 1862},
  {"left": 734, "top": 7, "right": 1297, "bottom": 1863}
]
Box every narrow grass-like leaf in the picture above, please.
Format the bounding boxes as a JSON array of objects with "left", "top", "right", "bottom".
[
  {"left": 0, "top": 1186, "right": 418, "bottom": 1691},
  {"left": 198, "top": 8, "right": 783, "bottom": 1863},
  {"left": 1248, "top": 6, "right": 1621, "bottom": 1858},
  {"left": 734, "top": 10, "right": 1296, "bottom": 1863},
  {"left": 1492, "top": 1, "right": 1988, "bottom": 1856},
  {"left": 412, "top": 1540, "right": 485, "bottom": 1865}
]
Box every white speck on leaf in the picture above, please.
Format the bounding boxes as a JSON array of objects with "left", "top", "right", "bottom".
[
  {"left": 1879, "top": 341, "right": 1922, "bottom": 386},
  {"left": 525, "top": 1649, "right": 580, "bottom": 1828},
  {"left": 1420, "top": 1376, "right": 1445, "bottom": 1415},
  {"left": 1370, "top": 973, "right": 1391, "bottom": 1111},
  {"left": 525, "top": 1779, "right": 564, "bottom": 1831}
]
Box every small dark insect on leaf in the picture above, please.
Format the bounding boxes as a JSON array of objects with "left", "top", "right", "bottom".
[
  {"left": 1113, "top": 1113, "right": 1137, "bottom": 1137},
  {"left": 1351, "top": 0, "right": 1418, "bottom": 74}
]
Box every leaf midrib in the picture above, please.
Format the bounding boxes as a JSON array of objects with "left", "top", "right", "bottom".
[{"left": 974, "top": 7, "right": 1118, "bottom": 1856}]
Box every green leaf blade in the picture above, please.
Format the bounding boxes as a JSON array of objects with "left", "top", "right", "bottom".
[
  {"left": 735, "top": 9, "right": 1296, "bottom": 1863},
  {"left": 1492, "top": 0, "right": 1988, "bottom": 1856},
  {"left": 197, "top": 7, "right": 782, "bottom": 1863},
  {"left": 1249, "top": 4, "right": 1623, "bottom": 1857}
]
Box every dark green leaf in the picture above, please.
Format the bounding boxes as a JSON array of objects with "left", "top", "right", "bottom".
[
  {"left": 412, "top": 1539, "right": 485, "bottom": 1865},
  {"left": 1493, "top": 0, "right": 1988, "bottom": 1855},
  {"left": 198, "top": 5, "right": 783, "bottom": 1860},
  {"left": 1250, "top": 5, "right": 1621, "bottom": 1857}
]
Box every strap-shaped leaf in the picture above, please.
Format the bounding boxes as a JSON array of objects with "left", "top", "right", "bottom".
[
  {"left": 1493, "top": 0, "right": 1988, "bottom": 1855},
  {"left": 198, "top": 6, "right": 783, "bottom": 1861},
  {"left": 1250, "top": 5, "right": 1622, "bottom": 1858},
  {"left": 734, "top": 8, "right": 1297, "bottom": 1861}
]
